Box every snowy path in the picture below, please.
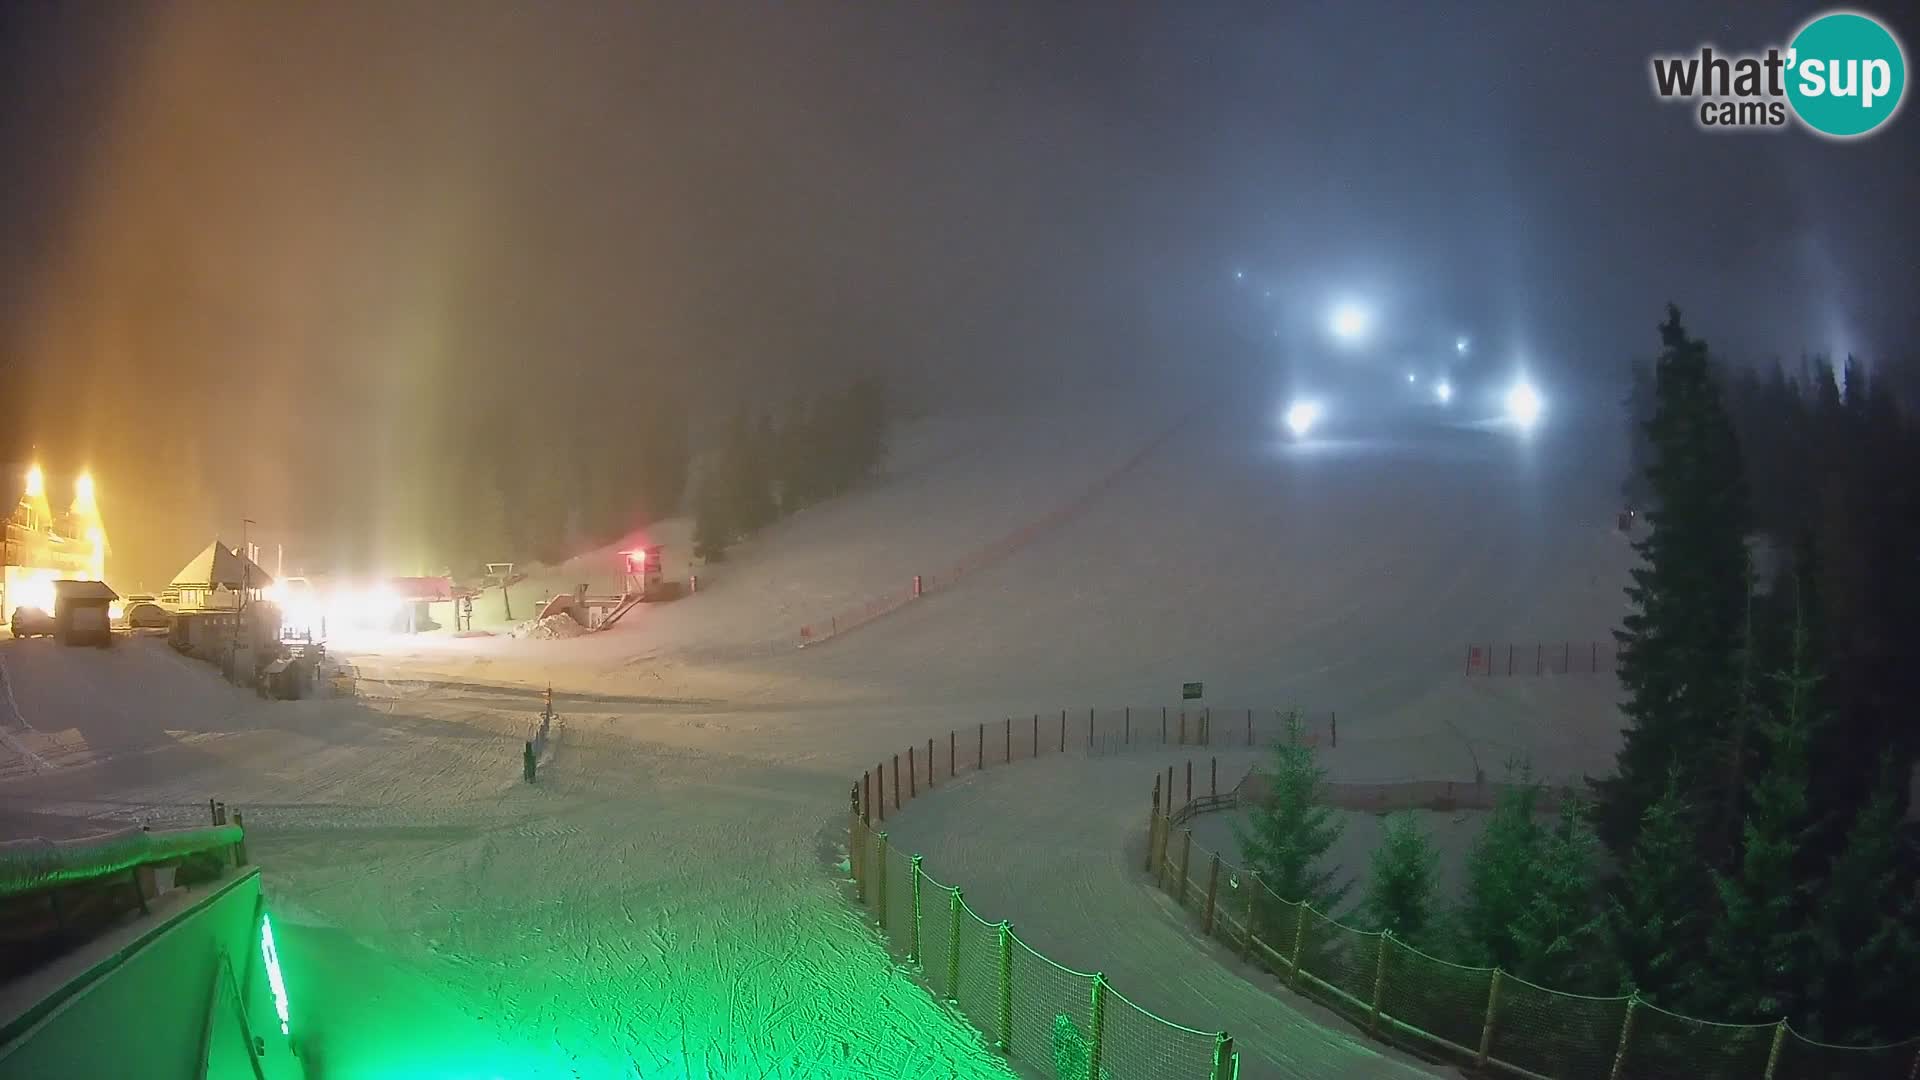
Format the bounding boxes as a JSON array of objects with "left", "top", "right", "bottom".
[{"left": 876, "top": 749, "right": 1455, "bottom": 1078}]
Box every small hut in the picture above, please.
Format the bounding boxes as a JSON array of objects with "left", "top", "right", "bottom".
[{"left": 52, "top": 579, "right": 118, "bottom": 647}]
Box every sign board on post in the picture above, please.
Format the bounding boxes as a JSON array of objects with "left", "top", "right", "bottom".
[{"left": 1182, "top": 681, "right": 1203, "bottom": 701}]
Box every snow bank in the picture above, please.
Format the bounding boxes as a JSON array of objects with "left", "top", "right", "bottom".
[{"left": 514, "top": 612, "right": 587, "bottom": 640}]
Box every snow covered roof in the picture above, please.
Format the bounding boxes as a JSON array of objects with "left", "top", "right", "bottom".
[
  {"left": 52, "top": 580, "right": 118, "bottom": 602},
  {"left": 169, "top": 540, "right": 273, "bottom": 591}
]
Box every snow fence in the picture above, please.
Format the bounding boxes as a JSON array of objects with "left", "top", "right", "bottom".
[
  {"left": 1145, "top": 766, "right": 1920, "bottom": 1080},
  {"left": 847, "top": 706, "right": 1247, "bottom": 1080}
]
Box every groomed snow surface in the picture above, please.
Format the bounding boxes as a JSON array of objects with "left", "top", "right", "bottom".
[{"left": 0, "top": 389, "right": 1631, "bottom": 1078}]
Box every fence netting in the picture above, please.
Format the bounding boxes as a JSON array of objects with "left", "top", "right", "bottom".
[
  {"left": 1102, "top": 982, "right": 1224, "bottom": 1080},
  {"left": 1771, "top": 1031, "right": 1920, "bottom": 1080},
  {"left": 1618, "top": 999, "right": 1774, "bottom": 1080},
  {"left": 952, "top": 903, "right": 1001, "bottom": 1039},
  {"left": 1009, "top": 937, "right": 1094, "bottom": 1071},
  {"left": 850, "top": 823, "right": 1231, "bottom": 1080},
  {"left": 1483, "top": 976, "right": 1628, "bottom": 1080},
  {"left": 1374, "top": 940, "right": 1494, "bottom": 1055}
]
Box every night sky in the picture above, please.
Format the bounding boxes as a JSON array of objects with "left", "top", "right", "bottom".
[{"left": 1, "top": 2, "right": 1915, "bottom": 587}]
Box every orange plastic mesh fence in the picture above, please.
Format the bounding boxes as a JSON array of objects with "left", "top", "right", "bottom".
[
  {"left": 1007, "top": 935, "right": 1096, "bottom": 1073},
  {"left": 1486, "top": 977, "right": 1629, "bottom": 1080},
  {"left": 1617, "top": 999, "right": 1774, "bottom": 1080},
  {"left": 1772, "top": 1030, "right": 1920, "bottom": 1080},
  {"left": 1374, "top": 938, "right": 1495, "bottom": 1055},
  {"left": 1101, "top": 981, "right": 1224, "bottom": 1080}
]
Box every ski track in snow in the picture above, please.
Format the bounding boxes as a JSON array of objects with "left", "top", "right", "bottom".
[{"left": 0, "top": 397, "right": 1633, "bottom": 1078}]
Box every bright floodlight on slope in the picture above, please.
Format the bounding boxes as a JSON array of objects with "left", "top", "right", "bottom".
[
  {"left": 1328, "top": 302, "right": 1370, "bottom": 344},
  {"left": 1505, "top": 379, "right": 1543, "bottom": 429},
  {"left": 1435, "top": 379, "right": 1453, "bottom": 404},
  {"left": 1406, "top": 371, "right": 1417, "bottom": 384},
  {"left": 1284, "top": 400, "right": 1323, "bottom": 437},
  {"left": 1456, "top": 336, "right": 1470, "bottom": 355}
]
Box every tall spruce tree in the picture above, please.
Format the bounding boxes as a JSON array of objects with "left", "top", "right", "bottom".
[
  {"left": 1608, "top": 764, "right": 1710, "bottom": 1008},
  {"left": 1459, "top": 763, "right": 1544, "bottom": 970},
  {"left": 1362, "top": 812, "right": 1440, "bottom": 944},
  {"left": 1804, "top": 760, "right": 1920, "bottom": 1043},
  {"left": 1598, "top": 305, "right": 1753, "bottom": 861},
  {"left": 1510, "top": 797, "right": 1611, "bottom": 994},
  {"left": 1231, "top": 710, "right": 1348, "bottom": 910},
  {"left": 1705, "top": 580, "right": 1820, "bottom": 1023}
]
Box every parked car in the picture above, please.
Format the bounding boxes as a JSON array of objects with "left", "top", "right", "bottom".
[
  {"left": 124, "top": 601, "right": 172, "bottom": 629},
  {"left": 10, "top": 606, "right": 56, "bottom": 638}
]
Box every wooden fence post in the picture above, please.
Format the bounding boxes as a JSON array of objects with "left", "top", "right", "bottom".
[
  {"left": 1202, "top": 853, "right": 1222, "bottom": 934},
  {"left": 978, "top": 723, "right": 984, "bottom": 768},
  {"left": 878, "top": 763, "right": 887, "bottom": 821},
  {"left": 1146, "top": 777, "right": 1162, "bottom": 872},
  {"left": 908, "top": 853, "right": 923, "bottom": 962},
  {"left": 1153, "top": 814, "right": 1167, "bottom": 888},
  {"left": 928, "top": 738, "right": 935, "bottom": 789},
  {"left": 863, "top": 770, "right": 872, "bottom": 826},
  {"left": 1211, "top": 757, "right": 1217, "bottom": 797},
  {"left": 875, "top": 832, "right": 890, "bottom": 930},
  {"left": 1331, "top": 711, "right": 1337, "bottom": 748},
  {"left": 946, "top": 887, "right": 963, "bottom": 1002},
  {"left": 1243, "top": 871, "right": 1261, "bottom": 960},
  {"left": 1004, "top": 716, "right": 1011, "bottom": 762},
  {"left": 950, "top": 731, "right": 956, "bottom": 777},
  {"left": 996, "top": 921, "right": 1014, "bottom": 1053},
  {"left": 1166, "top": 766, "right": 1174, "bottom": 810},
  {"left": 1124, "top": 706, "right": 1131, "bottom": 744},
  {"left": 893, "top": 754, "right": 902, "bottom": 809},
  {"left": 1247, "top": 708, "right": 1253, "bottom": 746},
  {"left": 1477, "top": 970, "right": 1503, "bottom": 1067},
  {"left": 1290, "top": 904, "right": 1309, "bottom": 985},
  {"left": 1762, "top": 1020, "right": 1787, "bottom": 1080},
  {"left": 232, "top": 810, "right": 248, "bottom": 866},
  {"left": 1088, "top": 974, "right": 1109, "bottom": 1080},
  {"left": 1179, "top": 710, "right": 1187, "bottom": 745},
  {"left": 1177, "top": 828, "right": 1193, "bottom": 907},
  {"left": 908, "top": 746, "right": 917, "bottom": 799},
  {"left": 1607, "top": 995, "right": 1639, "bottom": 1080},
  {"left": 1034, "top": 713, "right": 1040, "bottom": 757},
  {"left": 1186, "top": 760, "right": 1192, "bottom": 804},
  {"left": 1369, "top": 932, "right": 1391, "bottom": 1036}
]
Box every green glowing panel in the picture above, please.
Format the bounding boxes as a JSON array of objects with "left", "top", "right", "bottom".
[{"left": 261, "top": 913, "right": 291, "bottom": 1036}]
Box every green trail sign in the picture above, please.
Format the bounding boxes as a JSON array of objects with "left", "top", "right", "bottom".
[{"left": 1182, "top": 682, "right": 1203, "bottom": 701}]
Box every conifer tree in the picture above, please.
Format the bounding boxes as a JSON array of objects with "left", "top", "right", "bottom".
[
  {"left": 1803, "top": 759, "right": 1920, "bottom": 1043},
  {"left": 1231, "top": 710, "right": 1347, "bottom": 910},
  {"left": 1598, "top": 305, "right": 1752, "bottom": 861},
  {"left": 1609, "top": 764, "right": 1709, "bottom": 1008},
  {"left": 1706, "top": 583, "right": 1820, "bottom": 1022},
  {"left": 1459, "top": 763, "right": 1543, "bottom": 970},
  {"left": 1363, "top": 812, "right": 1440, "bottom": 944},
  {"left": 1510, "top": 797, "right": 1611, "bottom": 993}
]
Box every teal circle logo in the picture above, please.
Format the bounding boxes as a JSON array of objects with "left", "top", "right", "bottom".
[{"left": 1786, "top": 11, "right": 1906, "bottom": 137}]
